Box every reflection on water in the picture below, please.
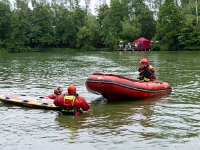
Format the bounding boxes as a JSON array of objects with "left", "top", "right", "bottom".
[
  {"left": 1, "top": 51, "right": 200, "bottom": 150},
  {"left": 53, "top": 95, "right": 169, "bottom": 149}
]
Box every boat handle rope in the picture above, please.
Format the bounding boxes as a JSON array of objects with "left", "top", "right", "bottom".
[{"left": 98, "top": 75, "right": 104, "bottom": 91}]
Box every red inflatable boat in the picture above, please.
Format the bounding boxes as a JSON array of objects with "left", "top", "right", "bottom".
[{"left": 85, "top": 73, "right": 172, "bottom": 101}]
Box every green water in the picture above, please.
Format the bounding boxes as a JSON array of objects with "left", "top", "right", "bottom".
[{"left": 0, "top": 51, "right": 200, "bottom": 150}]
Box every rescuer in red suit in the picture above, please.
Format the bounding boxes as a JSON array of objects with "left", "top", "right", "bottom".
[
  {"left": 54, "top": 85, "right": 90, "bottom": 115},
  {"left": 46, "top": 87, "right": 63, "bottom": 100},
  {"left": 137, "top": 58, "right": 156, "bottom": 82}
]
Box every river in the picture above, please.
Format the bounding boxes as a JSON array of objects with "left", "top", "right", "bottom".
[{"left": 0, "top": 50, "right": 200, "bottom": 150}]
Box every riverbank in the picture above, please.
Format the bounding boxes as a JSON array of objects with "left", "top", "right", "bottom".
[{"left": 0, "top": 47, "right": 110, "bottom": 53}]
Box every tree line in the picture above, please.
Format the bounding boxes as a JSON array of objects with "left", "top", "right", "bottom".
[{"left": 0, "top": 0, "right": 200, "bottom": 52}]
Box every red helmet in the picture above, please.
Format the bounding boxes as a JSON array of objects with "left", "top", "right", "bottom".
[
  {"left": 54, "top": 87, "right": 63, "bottom": 95},
  {"left": 140, "top": 58, "right": 149, "bottom": 65},
  {"left": 68, "top": 85, "right": 76, "bottom": 94}
]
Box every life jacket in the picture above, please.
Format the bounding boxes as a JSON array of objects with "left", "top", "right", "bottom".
[
  {"left": 149, "top": 65, "right": 155, "bottom": 75},
  {"left": 139, "top": 65, "right": 156, "bottom": 82},
  {"left": 61, "top": 95, "right": 78, "bottom": 115},
  {"left": 148, "top": 65, "right": 156, "bottom": 81}
]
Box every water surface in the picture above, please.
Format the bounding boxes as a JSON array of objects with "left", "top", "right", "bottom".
[{"left": 0, "top": 51, "right": 200, "bottom": 150}]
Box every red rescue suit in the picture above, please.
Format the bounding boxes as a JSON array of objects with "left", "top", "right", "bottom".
[
  {"left": 46, "top": 94, "right": 59, "bottom": 100},
  {"left": 54, "top": 94, "right": 90, "bottom": 115}
]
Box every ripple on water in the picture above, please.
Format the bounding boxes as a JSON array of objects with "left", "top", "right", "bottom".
[{"left": 1, "top": 51, "right": 200, "bottom": 150}]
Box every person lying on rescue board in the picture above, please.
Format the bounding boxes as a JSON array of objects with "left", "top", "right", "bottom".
[
  {"left": 46, "top": 87, "right": 63, "bottom": 100},
  {"left": 54, "top": 85, "right": 90, "bottom": 115},
  {"left": 137, "top": 58, "right": 156, "bottom": 82}
]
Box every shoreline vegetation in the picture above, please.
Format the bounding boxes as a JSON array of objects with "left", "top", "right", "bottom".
[{"left": 0, "top": 48, "right": 110, "bottom": 53}]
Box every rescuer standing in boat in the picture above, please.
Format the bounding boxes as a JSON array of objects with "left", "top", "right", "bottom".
[
  {"left": 54, "top": 85, "right": 90, "bottom": 115},
  {"left": 137, "top": 58, "right": 156, "bottom": 82},
  {"left": 46, "top": 87, "right": 63, "bottom": 100}
]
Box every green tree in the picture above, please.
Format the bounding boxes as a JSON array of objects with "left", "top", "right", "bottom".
[
  {"left": 154, "top": 0, "right": 183, "bottom": 50},
  {"left": 178, "top": 1, "right": 200, "bottom": 50},
  {"left": 5, "top": 0, "right": 31, "bottom": 52},
  {"left": 70, "top": 6, "right": 87, "bottom": 48},
  {"left": 76, "top": 15, "right": 100, "bottom": 50},
  {"left": 132, "top": 0, "right": 156, "bottom": 40},
  {"left": 120, "top": 15, "right": 141, "bottom": 42},
  {"left": 96, "top": 3, "right": 109, "bottom": 28},
  {"left": 6, "top": 10, "right": 31, "bottom": 52},
  {"left": 96, "top": 3, "right": 110, "bottom": 47},
  {"left": 51, "top": 0, "right": 86, "bottom": 48},
  {"left": 101, "top": 0, "right": 129, "bottom": 50},
  {"left": 0, "top": 1, "right": 11, "bottom": 48},
  {"left": 30, "top": 3, "right": 55, "bottom": 50},
  {"left": 51, "top": 4, "right": 72, "bottom": 48}
]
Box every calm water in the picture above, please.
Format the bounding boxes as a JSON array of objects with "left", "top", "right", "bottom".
[{"left": 0, "top": 51, "right": 200, "bottom": 150}]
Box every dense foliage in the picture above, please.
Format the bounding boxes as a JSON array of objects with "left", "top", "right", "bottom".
[{"left": 0, "top": 0, "right": 200, "bottom": 52}]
